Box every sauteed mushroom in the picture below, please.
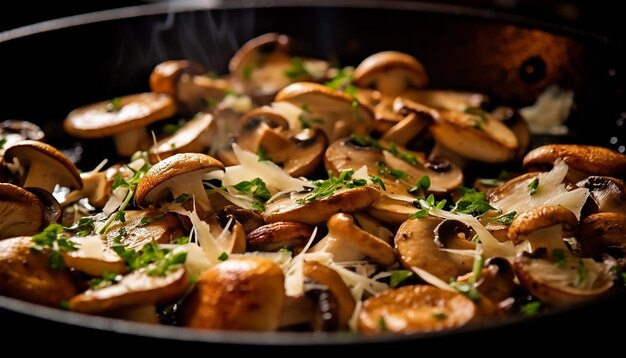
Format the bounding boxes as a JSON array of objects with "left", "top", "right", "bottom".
[
  {"left": 247, "top": 221, "right": 314, "bottom": 252},
  {"left": 577, "top": 176, "right": 626, "bottom": 214},
  {"left": 579, "top": 212, "right": 626, "bottom": 267},
  {"left": 0, "top": 183, "right": 44, "bottom": 239},
  {"left": 148, "top": 113, "right": 214, "bottom": 163},
  {"left": 353, "top": 51, "right": 428, "bottom": 95},
  {"left": 508, "top": 205, "right": 578, "bottom": 251}
]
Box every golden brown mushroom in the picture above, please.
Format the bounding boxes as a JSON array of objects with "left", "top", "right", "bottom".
[
  {"left": 148, "top": 113, "right": 215, "bottom": 163},
  {"left": 247, "top": 221, "right": 315, "bottom": 252},
  {"left": 64, "top": 93, "right": 177, "bottom": 157},
  {"left": 508, "top": 205, "right": 578, "bottom": 252},
  {"left": 0, "top": 183, "right": 45, "bottom": 239},
  {"left": 353, "top": 51, "right": 428, "bottom": 96},
  {"left": 577, "top": 176, "right": 626, "bottom": 214},
  {"left": 104, "top": 210, "right": 185, "bottom": 250},
  {"left": 579, "top": 212, "right": 626, "bottom": 268}
]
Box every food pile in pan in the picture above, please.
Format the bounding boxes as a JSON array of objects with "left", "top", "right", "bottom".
[{"left": 1, "top": 33, "right": 625, "bottom": 333}]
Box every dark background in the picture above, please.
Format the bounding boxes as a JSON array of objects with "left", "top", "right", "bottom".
[{"left": 0, "top": 0, "right": 622, "bottom": 41}]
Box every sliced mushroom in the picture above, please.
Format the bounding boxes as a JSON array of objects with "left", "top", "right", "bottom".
[
  {"left": 303, "top": 260, "right": 356, "bottom": 330},
  {"left": 181, "top": 257, "right": 285, "bottom": 331},
  {"left": 62, "top": 165, "right": 119, "bottom": 209},
  {"left": 275, "top": 82, "right": 374, "bottom": 141},
  {"left": 395, "top": 217, "right": 474, "bottom": 282},
  {"left": 64, "top": 93, "right": 177, "bottom": 157},
  {"left": 104, "top": 210, "right": 185, "bottom": 250},
  {"left": 135, "top": 153, "right": 224, "bottom": 211},
  {"left": 325, "top": 138, "right": 463, "bottom": 196},
  {"left": 0, "top": 120, "right": 44, "bottom": 155},
  {"left": 148, "top": 113, "right": 214, "bottom": 163},
  {"left": 577, "top": 176, "right": 626, "bottom": 214},
  {"left": 63, "top": 235, "right": 127, "bottom": 276},
  {"left": 429, "top": 109, "right": 519, "bottom": 163},
  {"left": 229, "top": 33, "right": 328, "bottom": 104},
  {"left": 358, "top": 285, "right": 476, "bottom": 334},
  {"left": 311, "top": 213, "right": 396, "bottom": 266},
  {"left": 579, "top": 212, "right": 626, "bottom": 268},
  {"left": 353, "top": 51, "right": 428, "bottom": 96},
  {"left": 235, "top": 107, "right": 327, "bottom": 177},
  {"left": 150, "top": 60, "right": 229, "bottom": 114},
  {"left": 523, "top": 144, "right": 626, "bottom": 180},
  {"left": 367, "top": 194, "right": 419, "bottom": 226},
  {"left": 25, "top": 187, "right": 61, "bottom": 225},
  {"left": 456, "top": 257, "right": 516, "bottom": 303},
  {"left": 508, "top": 205, "right": 578, "bottom": 252},
  {"left": 379, "top": 97, "right": 436, "bottom": 146},
  {"left": 247, "top": 221, "right": 315, "bottom": 252},
  {"left": 216, "top": 205, "right": 265, "bottom": 233},
  {"left": 0, "top": 236, "right": 78, "bottom": 306},
  {"left": 354, "top": 89, "right": 403, "bottom": 134},
  {"left": 69, "top": 266, "right": 188, "bottom": 314},
  {"left": 3, "top": 140, "right": 82, "bottom": 192},
  {"left": 0, "top": 183, "right": 44, "bottom": 239},
  {"left": 264, "top": 186, "right": 380, "bottom": 225},
  {"left": 514, "top": 250, "right": 613, "bottom": 306},
  {"left": 206, "top": 212, "right": 246, "bottom": 254}
]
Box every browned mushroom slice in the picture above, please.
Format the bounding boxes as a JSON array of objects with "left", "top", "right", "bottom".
[
  {"left": 358, "top": 285, "right": 476, "bottom": 334},
  {"left": 353, "top": 51, "right": 428, "bottom": 96},
  {"left": 205, "top": 212, "right": 246, "bottom": 254},
  {"left": 354, "top": 89, "right": 403, "bottom": 134},
  {"left": 69, "top": 266, "right": 188, "bottom": 314},
  {"left": 150, "top": 60, "right": 229, "bottom": 114},
  {"left": 312, "top": 213, "right": 396, "bottom": 266},
  {"left": 523, "top": 144, "right": 626, "bottom": 180},
  {"left": 429, "top": 110, "right": 519, "bottom": 163},
  {"left": 275, "top": 82, "right": 375, "bottom": 141},
  {"left": 148, "top": 113, "right": 214, "bottom": 163},
  {"left": 135, "top": 153, "right": 224, "bottom": 211},
  {"left": 104, "top": 210, "right": 185, "bottom": 250},
  {"left": 264, "top": 186, "right": 380, "bottom": 225},
  {"left": 63, "top": 166, "right": 119, "bottom": 209},
  {"left": 402, "top": 89, "right": 488, "bottom": 112},
  {"left": 514, "top": 250, "right": 613, "bottom": 306},
  {"left": 0, "top": 236, "right": 78, "bottom": 306},
  {"left": 3, "top": 140, "right": 82, "bottom": 192},
  {"left": 229, "top": 33, "right": 329, "bottom": 104},
  {"left": 325, "top": 138, "right": 463, "bottom": 195},
  {"left": 577, "top": 176, "right": 626, "bottom": 214},
  {"left": 181, "top": 257, "right": 285, "bottom": 331},
  {"left": 64, "top": 93, "right": 177, "bottom": 157},
  {"left": 508, "top": 206, "right": 578, "bottom": 252},
  {"left": 235, "top": 107, "right": 327, "bottom": 177},
  {"left": 367, "top": 194, "right": 418, "bottom": 226},
  {"left": 217, "top": 205, "right": 265, "bottom": 233},
  {"left": 25, "top": 187, "right": 61, "bottom": 226},
  {"left": 378, "top": 98, "right": 435, "bottom": 146},
  {"left": 579, "top": 212, "right": 626, "bottom": 268},
  {"left": 395, "top": 217, "right": 474, "bottom": 282},
  {"left": 247, "top": 221, "right": 315, "bottom": 252},
  {"left": 455, "top": 257, "right": 516, "bottom": 303},
  {"left": 63, "top": 235, "right": 127, "bottom": 276},
  {"left": 0, "top": 120, "right": 45, "bottom": 155},
  {"left": 0, "top": 183, "right": 44, "bottom": 239},
  {"left": 303, "top": 261, "right": 356, "bottom": 330},
  {"left": 486, "top": 172, "right": 539, "bottom": 203}
]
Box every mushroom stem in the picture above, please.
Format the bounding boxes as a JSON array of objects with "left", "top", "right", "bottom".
[
  {"left": 165, "top": 174, "right": 213, "bottom": 212},
  {"left": 113, "top": 127, "right": 150, "bottom": 157},
  {"left": 22, "top": 161, "right": 65, "bottom": 192}
]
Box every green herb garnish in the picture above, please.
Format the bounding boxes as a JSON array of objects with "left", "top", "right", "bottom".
[
  {"left": 489, "top": 211, "right": 517, "bottom": 226},
  {"left": 284, "top": 57, "right": 309, "bottom": 79},
  {"left": 89, "top": 272, "right": 122, "bottom": 290},
  {"left": 0, "top": 138, "right": 6, "bottom": 149},
  {"left": 243, "top": 65, "right": 254, "bottom": 80},
  {"left": 378, "top": 162, "right": 409, "bottom": 180},
  {"left": 389, "top": 270, "right": 413, "bottom": 288},
  {"left": 452, "top": 187, "right": 496, "bottom": 217},
  {"left": 174, "top": 193, "right": 192, "bottom": 204},
  {"left": 233, "top": 178, "right": 272, "bottom": 202},
  {"left": 63, "top": 216, "right": 96, "bottom": 237},
  {"left": 257, "top": 146, "right": 270, "bottom": 161},
  {"left": 111, "top": 238, "right": 186, "bottom": 276},
  {"left": 408, "top": 175, "right": 430, "bottom": 195},
  {"left": 296, "top": 169, "right": 367, "bottom": 204},
  {"left": 217, "top": 252, "right": 229, "bottom": 261},
  {"left": 172, "top": 236, "right": 189, "bottom": 245},
  {"left": 138, "top": 212, "right": 166, "bottom": 227},
  {"left": 528, "top": 178, "right": 539, "bottom": 196},
  {"left": 369, "top": 175, "right": 386, "bottom": 191},
  {"left": 31, "top": 224, "right": 78, "bottom": 269},
  {"left": 521, "top": 301, "right": 541, "bottom": 316},
  {"left": 409, "top": 209, "right": 428, "bottom": 219},
  {"left": 106, "top": 97, "right": 123, "bottom": 112}
]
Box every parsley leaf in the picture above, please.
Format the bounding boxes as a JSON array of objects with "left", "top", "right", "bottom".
[
  {"left": 105, "top": 97, "right": 123, "bottom": 112},
  {"left": 488, "top": 211, "right": 517, "bottom": 225},
  {"left": 521, "top": 301, "right": 541, "bottom": 316},
  {"left": 243, "top": 65, "right": 254, "bottom": 80},
  {"left": 174, "top": 193, "right": 192, "bottom": 204},
  {"left": 284, "top": 57, "right": 309, "bottom": 79},
  {"left": 452, "top": 187, "right": 495, "bottom": 217},
  {"left": 31, "top": 224, "right": 78, "bottom": 269},
  {"left": 389, "top": 270, "right": 413, "bottom": 287},
  {"left": 409, "top": 209, "right": 428, "bottom": 219},
  {"left": 172, "top": 236, "right": 189, "bottom": 245},
  {"left": 408, "top": 175, "right": 430, "bottom": 195},
  {"left": 89, "top": 272, "right": 122, "bottom": 290},
  {"left": 296, "top": 169, "right": 367, "bottom": 204},
  {"left": 233, "top": 178, "right": 271, "bottom": 202},
  {"left": 257, "top": 146, "right": 270, "bottom": 161},
  {"left": 369, "top": 175, "right": 386, "bottom": 191},
  {"left": 217, "top": 252, "right": 229, "bottom": 261},
  {"left": 528, "top": 178, "right": 539, "bottom": 196},
  {"left": 378, "top": 162, "right": 408, "bottom": 180},
  {"left": 147, "top": 250, "right": 187, "bottom": 276},
  {"left": 111, "top": 238, "right": 186, "bottom": 276},
  {"left": 63, "top": 216, "right": 96, "bottom": 237},
  {"left": 325, "top": 67, "right": 357, "bottom": 94},
  {"left": 138, "top": 212, "right": 166, "bottom": 227}
]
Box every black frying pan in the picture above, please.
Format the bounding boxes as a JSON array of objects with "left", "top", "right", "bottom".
[{"left": 1, "top": 0, "right": 624, "bottom": 350}]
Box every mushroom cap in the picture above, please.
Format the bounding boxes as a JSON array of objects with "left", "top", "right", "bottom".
[
  {"left": 275, "top": 82, "right": 375, "bottom": 140},
  {"left": 358, "top": 285, "right": 476, "bottom": 334},
  {"left": 135, "top": 153, "right": 224, "bottom": 208},
  {"left": 0, "top": 120, "right": 45, "bottom": 150},
  {"left": 579, "top": 212, "right": 626, "bottom": 259},
  {"left": 430, "top": 110, "right": 519, "bottom": 163},
  {"left": 0, "top": 237, "right": 78, "bottom": 307},
  {"left": 148, "top": 113, "right": 214, "bottom": 163},
  {"left": 64, "top": 93, "right": 176, "bottom": 138},
  {"left": 181, "top": 257, "right": 285, "bottom": 330},
  {"left": 577, "top": 176, "right": 626, "bottom": 214},
  {"left": 523, "top": 144, "right": 626, "bottom": 178},
  {"left": 3, "top": 140, "right": 82, "bottom": 190},
  {"left": 508, "top": 205, "right": 578, "bottom": 244},
  {"left": 353, "top": 51, "right": 428, "bottom": 93},
  {"left": 228, "top": 32, "right": 291, "bottom": 76},
  {"left": 247, "top": 221, "right": 315, "bottom": 252},
  {"left": 264, "top": 186, "right": 381, "bottom": 225},
  {"left": 0, "top": 183, "right": 44, "bottom": 239},
  {"left": 104, "top": 210, "right": 185, "bottom": 250},
  {"left": 149, "top": 60, "right": 206, "bottom": 97}
]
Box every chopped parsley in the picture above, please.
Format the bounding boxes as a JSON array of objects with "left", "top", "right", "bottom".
[
  {"left": 552, "top": 248, "right": 567, "bottom": 268},
  {"left": 257, "top": 146, "right": 270, "bottom": 161},
  {"left": 111, "top": 238, "right": 186, "bottom": 276},
  {"left": 432, "top": 311, "right": 447, "bottom": 320},
  {"left": 31, "top": 224, "right": 78, "bottom": 269},
  {"left": 325, "top": 67, "right": 357, "bottom": 95},
  {"left": 233, "top": 178, "right": 272, "bottom": 202},
  {"left": 284, "top": 57, "right": 309, "bottom": 79},
  {"left": 488, "top": 211, "right": 517, "bottom": 226},
  {"left": 172, "top": 236, "right": 189, "bottom": 245},
  {"left": 296, "top": 169, "right": 367, "bottom": 204},
  {"left": 217, "top": 252, "right": 229, "bottom": 261},
  {"left": 449, "top": 279, "right": 481, "bottom": 302},
  {"left": 408, "top": 175, "right": 430, "bottom": 195},
  {"left": 528, "top": 178, "right": 539, "bottom": 196},
  {"left": 378, "top": 162, "right": 409, "bottom": 180},
  {"left": 348, "top": 135, "right": 417, "bottom": 166},
  {"left": 138, "top": 212, "right": 166, "bottom": 227},
  {"left": 105, "top": 97, "right": 123, "bottom": 112},
  {"left": 63, "top": 216, "right": 96, "bottom": 237},
  {"left": 369, "top": 175, "right": 386, "bottom": 191},
  {"left": 409, "top": 209, "right": 428, "bottom": 219},
  {"left": 0, "top": 137, "right": 6, "bottom": 149},
  {"left": 609, "top": 266, "right": 626, "bottom": 286},
  {"left": 452, "top": 187, "right": 496, "bottom": 217},
  {"left": 520, "top": 301, "right": 541, "bottom": 316},
  {"left": 389, "top": 270, "right": 413, "bottom": 288},
  {"left": 89, "top": 272, "right": 122, "bottom": 290},
  {"left": 377, "top": 317, "right": 388, "bottom": 332}
]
